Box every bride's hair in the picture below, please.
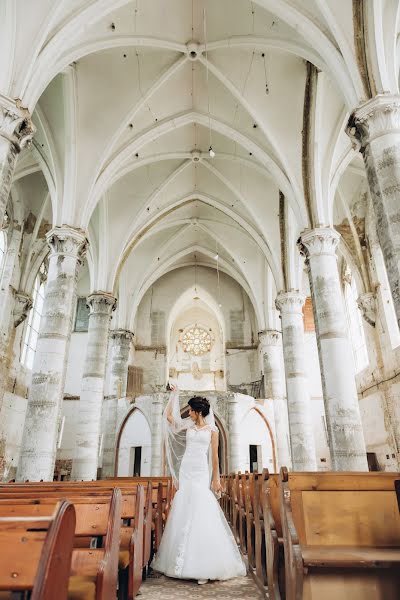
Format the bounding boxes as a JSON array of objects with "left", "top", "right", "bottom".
[{"left": 188, "top": 396, "right": 210, "bottom": 417}]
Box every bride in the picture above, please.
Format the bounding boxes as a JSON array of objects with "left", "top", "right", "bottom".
[{"left": 151, "top": 385, "right": 246, "bottom": 584}]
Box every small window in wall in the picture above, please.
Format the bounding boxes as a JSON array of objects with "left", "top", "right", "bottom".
[
  {"left": 131, "top": 446, "right": 142, "bottom": 476},
  {"left": 249, "top": 444, "right": 261, "bottom": 473},
  {"left": 0, "top": 229, "right": 6, "bottom": 278},
  {"left": 230, "top": 310, "right": 244, "bottom": 345},
  {"left": 343, "top": 267, "right": 368, "bottom": 373},
  {"left": 21, "top": 262, "right": 47, "bottom": 369}
]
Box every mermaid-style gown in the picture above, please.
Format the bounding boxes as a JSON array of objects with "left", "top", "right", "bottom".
[{"left": 151, "top": 424, "right": 246, "bottom": 580}]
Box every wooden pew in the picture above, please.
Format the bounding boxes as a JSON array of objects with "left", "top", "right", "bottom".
[
  {"left": 0, "top": 478, "right": 167, "bottom": 569},
  {"left": 0, "top": 500, "right": 75, "bottom": 600},
  {"left": 0, "top": 488, "right": 122, "bottom": 600},
  {"left": 280, "top": 469, "right": 400, "bottom": 600}
]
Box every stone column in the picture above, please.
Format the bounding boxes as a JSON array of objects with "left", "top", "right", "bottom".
[
  {"left": 0, "top": 97, "right": 34, "bottom": 225},
  {"left": 17, "top": 226, "right": 88, "bottom": 481},
  {"left": 151, "top": 393, "right": 164, "bottom": 476},
  {"left": 227, "top": 394, "right": 241, "bottom": 473},
  {"left": 275, "top": 291, "right": 317, "bottom": 470},
  {"left": 101, "top": 329, "right": 133, "bottom": 478},
  {"left": 300, "top": 227, "right": 368, "bottom": 471},
  {"left": 71, "top": 293, "right": 117, "bottom": 481},
  {"left": 347, "top": 95, "right": 400, "bottom": 328},
  {"left": 259, "top": 330, "right": 292, "bottom": 470}
]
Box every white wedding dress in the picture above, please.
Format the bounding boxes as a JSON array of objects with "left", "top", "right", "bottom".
[{"left": 151, "top": 422, "right": 246, "bottom": 581}]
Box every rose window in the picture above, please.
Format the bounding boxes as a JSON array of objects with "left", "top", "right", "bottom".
[{"left": 182, "top": 326, "right": 212, "bottom": 356}]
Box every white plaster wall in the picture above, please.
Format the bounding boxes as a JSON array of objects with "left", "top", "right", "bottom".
[
  {"left": 226, "top": 348, "right": 259, "bottom": 390},
  {"left": 0, "top": 392, "right": 27, "bottom": 479},
  {"left": 117, "top": 410, "right": 152, "bottom": 476},
  {"left": 64, "top": 332, "right": 88, "bottom": 396},
  {"left": 134, "top": 349, "right": 167, "bottom": 393},
  {"left": 360, "top": 391, "right": 398, "bottom": 471},
  {"left": 56, "top": 399, "right": 79, "bottom": 461}
]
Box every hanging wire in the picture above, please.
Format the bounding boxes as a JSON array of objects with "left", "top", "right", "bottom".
[
  {"left": 203, "top": 8, "right": 213, "bottom": 155},
  {"left": 263, "top": 52, "right": 269, "bottom": 95}
]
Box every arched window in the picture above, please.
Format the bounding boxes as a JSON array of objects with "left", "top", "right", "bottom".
[
  {"left": 21, "top": 262, "right": 47, "bottom": 369},
  {"left": 343, "top": 266, "right": 369, "bottom": 373},
  {"left": 0, "top": 229, "right": 6, "bottom": 276}
]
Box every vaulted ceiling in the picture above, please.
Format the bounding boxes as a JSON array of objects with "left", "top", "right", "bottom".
[{"left": 3, "top": 0, "right": 400, "bottom": 330}]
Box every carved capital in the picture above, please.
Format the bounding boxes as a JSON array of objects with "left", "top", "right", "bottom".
[
  {"left": 357, "top": 291, "right": 376, "bottom": 327},
  {"left": 275, "top": 290, "right": 305, "bottom": 315},
  {"left": 46, "top": 226, "right": 88, "bottom": 262},
  {"left": 347, "top": 94, "right": 400, "bottom": 151},
  {"left": 258, "top": 329, "right": 282, "bottom": 348},
  {"left": 110, "top": 329, "right": 135, "bottom": 343},
  {"left": 0, "top": 95, "right": 35, "bottom": 151},
  {"left": 299, "top": 227, "right": 340, "bottom": 260},
  {"left": 13, "top": 292, "right": 32, "bottom": 327},
  {"left": 87, "top": 292, "right": 117, "bottom": 317}
]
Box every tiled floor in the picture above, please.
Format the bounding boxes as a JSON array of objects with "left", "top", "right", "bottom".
[{"left": 139, "top": 573, "right": 265, "bottom": 599}]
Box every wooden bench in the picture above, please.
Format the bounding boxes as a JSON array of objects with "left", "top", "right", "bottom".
[
  {"left": 280, "top": 469, "right": 400, "bottom": 600},
  {"left": 0, "top": 488, "right": 122, "bottom": 600},
  {"left": 0, "top": 500, "right": 75, "bottom": 600}
]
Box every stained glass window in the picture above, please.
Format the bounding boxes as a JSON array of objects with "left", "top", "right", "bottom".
[{"left": 182, "top": 326, "right": 212, "bottom": 356}]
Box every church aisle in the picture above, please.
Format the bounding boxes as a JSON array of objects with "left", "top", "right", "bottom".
[{"left": 140, "top": 573, "right": 265, "bottom": 599}]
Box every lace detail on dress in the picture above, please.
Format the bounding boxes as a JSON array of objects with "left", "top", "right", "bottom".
[{"left": 174, "top": 521, "right": 191, "bottom": 576}]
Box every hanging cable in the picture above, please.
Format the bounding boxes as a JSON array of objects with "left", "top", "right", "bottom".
[{"left": 203, "top": 8, "right": 215, "bottom": 158}]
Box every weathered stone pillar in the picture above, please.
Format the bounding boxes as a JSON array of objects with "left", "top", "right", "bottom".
[
  {"left": 300, "top": 227, "right": 368, "bottom": 471},
  {"left": 347, "top": 95, "right": 400, "bottom": 328},
  {"left": 259, "top": 330, "right": 292, "bottom": 470},
  {"left": 151, "top": 393, "right": 164, "bottom": 476},
  {"left": 227, "top": 394, "right": 241, "bottom": 473},
  {"left": 0, "top": 97, "right": 34, "bottom": 225},
  {"left": 17, "top": 226, "right": 88, "bottom": 481},
  {"left": 275, "top": 291, "right": 317, "bottom": 470},
  {"left": 71, "top": 293, "right": 117, "bottom": 481},
  {"left": 101, "top": 329, "right": 133, "bottom": 478}
]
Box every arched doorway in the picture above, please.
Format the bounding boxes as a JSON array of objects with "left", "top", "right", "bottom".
[
  {"left": 239, "top": 407, "right": 277, "bottom": 473},
  {"left": 114, "top": 407, "right": 151, "bottom": 476}
]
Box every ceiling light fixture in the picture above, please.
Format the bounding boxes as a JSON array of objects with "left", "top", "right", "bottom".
[
  {"left": 209, "top": 145, "right": 215, "bottom": 158},
  {"left": 204, "top": 9, "right": 215, "bottom": 159}
]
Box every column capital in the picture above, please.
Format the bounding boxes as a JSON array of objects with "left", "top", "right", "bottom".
[
  {"left": 0, "top": 94, "right": 35, "bottom": 151},
  {"left": 275, "top": 290, "right": 305, "bottom": 314},
  {"left": 298, "top": 227, "right": 340, "bottom": 259},
  {"left": 357, "top": 291, "right": 377, "bottom": 328},
  {"left": 46, "top": 226, "right": 88, "bottom": 261},
  {"left": 13, "top": 291, "right": 32, "bottom": 327},
  {"left": 347, "top": 94, "right": 400, "bottom": 150},
  {"left": 258, "top": 329, "right": 282, "bottom": 348},
  {"left": 87, "top": 291, "right": 117, "bottom": 316},
  {"left": 110, "top": 328, "right": 135, "bottom": 343}
]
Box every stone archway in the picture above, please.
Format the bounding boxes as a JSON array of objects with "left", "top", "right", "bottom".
[
  {"left": 114, "top": 406, "right": 151, "bottom": 476},
  {"left": 248, "top": 407, "right": 277, "bottom": 473}
]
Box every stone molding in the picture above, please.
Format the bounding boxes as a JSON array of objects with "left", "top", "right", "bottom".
[
  {"left": 13, "top": 291, "right": 32, "bottom": 327},
  {"left": 110, "top": 328, "right": 135, "bottom": 342},
  {"left": 347, "top": 94, "right": 400, "bottom": 150},
  {"left": 299, "top": 227, "right": 340, "bottom": 259},
  {"left": 357, "top": 291, "right": 377, "bottom": 327},
  {"left": 258, "top": 329, "right": 282, "bottom": 348},
  {"left": 86, "top": 291, "right": 117, "bottom": 316},
  {"left": 46, "top": 226, "right": 88, "bottom": 261},
  {"left": 0, "top": 94, "right": 35, "bottom": 151},
  {"left": 275, "top": 290, "right": 305, "bottom": 314}
]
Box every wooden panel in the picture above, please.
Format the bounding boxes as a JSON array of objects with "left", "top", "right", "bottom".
[
  {"left": 71, "top": 549, "right": 104, "bottom": 577},
  {"left": 0, "top": 529, "right": 46, "bottom": 590},
  {"left": 301, "top": 491, "right": 400, "bottom": 546}
]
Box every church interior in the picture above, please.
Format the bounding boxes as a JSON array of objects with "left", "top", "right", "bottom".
[{"left": 0, "top": 1, "right": 400, "bottom": 598}]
